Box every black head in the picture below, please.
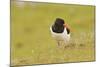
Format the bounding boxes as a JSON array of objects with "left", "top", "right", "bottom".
[
  {"left": 54, "top": 18, "right": 65, "bottom": 26},
  {"left": 52, "top": 18, "right": 65, "bottom": 33}
]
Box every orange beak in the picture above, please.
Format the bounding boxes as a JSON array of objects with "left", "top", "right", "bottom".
[
  {"left": 63, "top": 23, "right": 73, "bottom": 31},
  {"left": 64, "top": 23, "right": 75, "bottom": 32},
  {"left": 63, "top": 24, "right": 67, "bottom": 28}
]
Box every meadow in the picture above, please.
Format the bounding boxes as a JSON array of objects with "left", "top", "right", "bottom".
[{"left": 11, "top": 1, "right": 95, "bottom": 66}]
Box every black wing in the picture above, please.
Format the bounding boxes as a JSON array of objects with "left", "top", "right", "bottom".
[{"left": 66, "top": 28, "right": 70, "bottom": 34}]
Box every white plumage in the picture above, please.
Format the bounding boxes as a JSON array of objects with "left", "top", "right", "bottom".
[{"left": 50, "top": 27, "right": 70, "bottom": 45}]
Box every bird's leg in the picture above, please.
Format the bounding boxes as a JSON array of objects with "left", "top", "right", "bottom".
[
  {"left": 57, "top": 41, "right": 64, "bottom": 49},
  {"left": 57, "top": 41, "right": 60, "bottom": 46},
  {"left": 64, "top": 40, "right": 70, "bottom": 49}
]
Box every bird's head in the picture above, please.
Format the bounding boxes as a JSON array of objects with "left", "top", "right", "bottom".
[
  {"left": 54, "top": 18, "right": 65, "bottom": 27},
  {"left": 52, "top": 18, "right": 71, "bottom": 33},
  {"left": 52, "top": 18, "right": 65, "bottom": 33}
]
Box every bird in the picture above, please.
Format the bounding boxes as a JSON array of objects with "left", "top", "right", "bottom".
[{"left": 50, "top": 18, "right": 71, "bottom": 47}]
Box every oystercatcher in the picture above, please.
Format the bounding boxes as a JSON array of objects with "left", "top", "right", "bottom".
[{"left": 50, "top": 18, "right": 71, "bottom": 47}]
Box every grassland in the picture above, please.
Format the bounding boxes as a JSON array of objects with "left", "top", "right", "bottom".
[{"left": 11, "top": 1, "right": 95, "bottom": 66}]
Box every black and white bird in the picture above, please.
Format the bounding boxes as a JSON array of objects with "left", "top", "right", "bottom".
[{"left": 50, "top": 18, "right": 71, "bottom": 47}]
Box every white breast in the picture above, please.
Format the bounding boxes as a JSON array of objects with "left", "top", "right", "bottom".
[{"left": 50, "top": 27, "right": 70, "bottom": 42}]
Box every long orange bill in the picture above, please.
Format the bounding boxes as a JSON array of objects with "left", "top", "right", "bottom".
[{"left": 63, "top": 23, "right": 74, "bottom": 32}]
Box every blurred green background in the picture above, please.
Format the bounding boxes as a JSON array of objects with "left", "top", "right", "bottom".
[{"left": 11, "top": 1, "right": 95, "bottom": 66}]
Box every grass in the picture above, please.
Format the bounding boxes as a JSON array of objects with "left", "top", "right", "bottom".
[{"left": 11, "top": 1, "right": 95, "bottom": 66}]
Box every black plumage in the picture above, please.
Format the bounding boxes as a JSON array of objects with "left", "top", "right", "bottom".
[{"left": 52, "top": 18, "right": 70, "bottom": 34}]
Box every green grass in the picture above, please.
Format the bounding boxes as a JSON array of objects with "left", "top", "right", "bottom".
[{"left": 11, "top": 1, "right": 95, "bottom": 66}]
